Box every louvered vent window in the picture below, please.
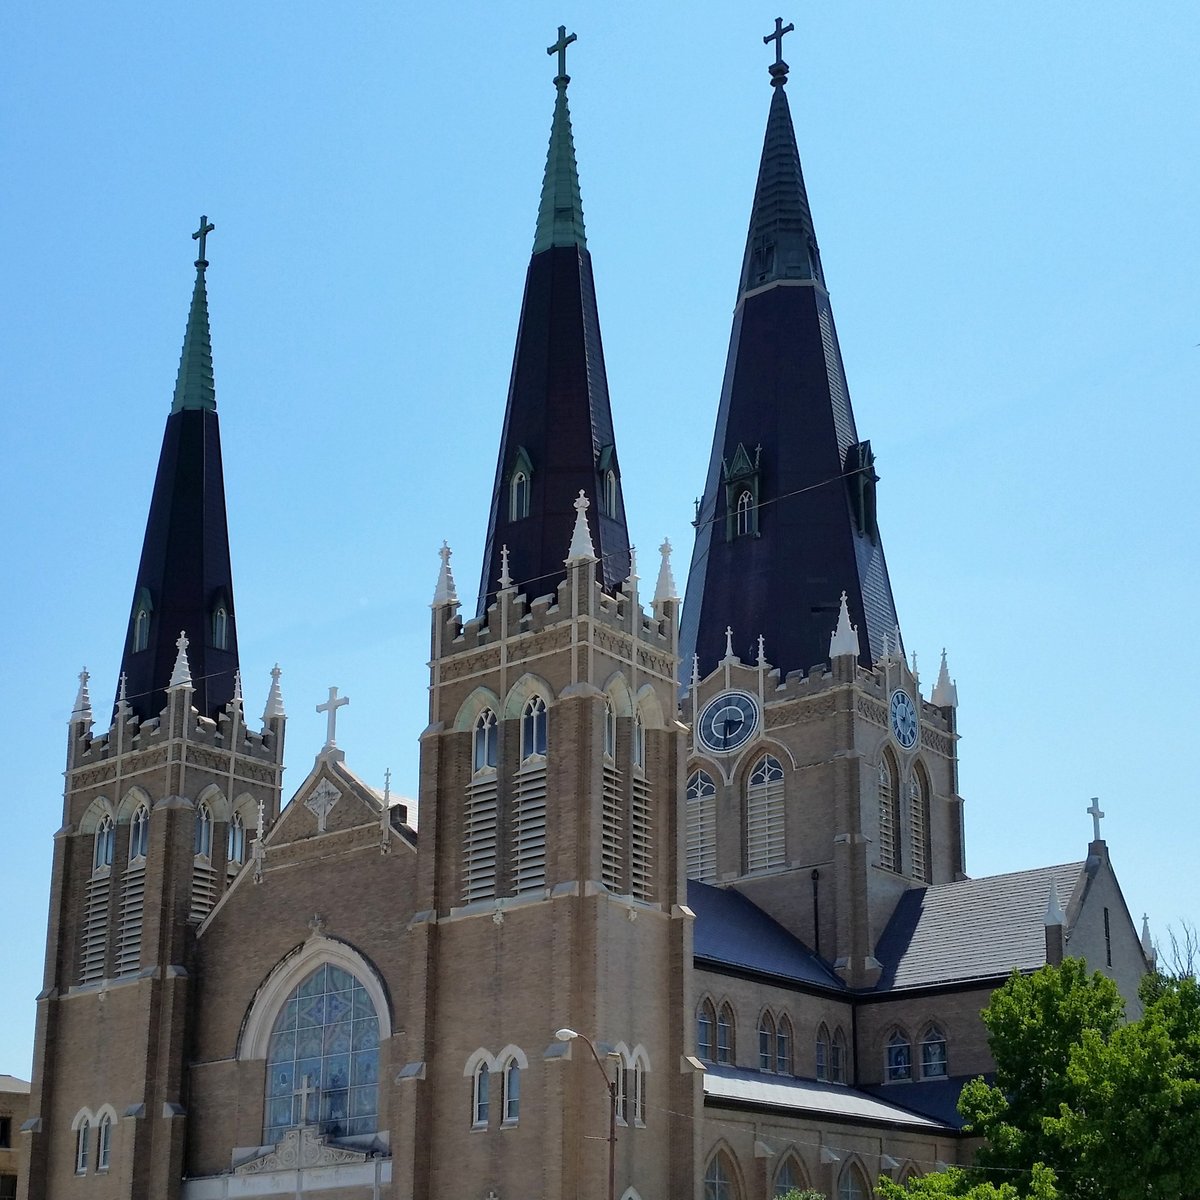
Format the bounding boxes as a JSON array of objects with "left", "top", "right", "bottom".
[
  {"left": 630, "top": 773, "right": 653, "bottom": 901},
  {"left": 116, "top": 861, "right": 145, "bottom": 976},
  {"left": 601, "top": 759, "right": 623, "bottom": 892},
  {"left": 686, "top": 769, "right": 718, "bottom": 882},
  {"left": 512, "top": 760, "right": 547, "bottom": 894},
  {"left": 463, "top": 774, "right": 499, "bottom": 903},
  {"left": 746, "top": 754, "right": 785, "bottom": 872},
  {"left": 80, "top": 875, "right": 110, "bottom": 984},
  {"left": 909, "top": 772, "right": 929, "bottom": 883},
  {"left": 878, "top": 757, "right": 900, "bottom": 873}
]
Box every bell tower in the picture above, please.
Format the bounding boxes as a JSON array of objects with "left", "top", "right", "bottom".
[{"left": 20, "top": 225, "right": 285, "bottom": 1200}]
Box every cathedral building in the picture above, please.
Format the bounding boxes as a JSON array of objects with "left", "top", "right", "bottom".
[{"left": 18, "top": 23, "right": 1151, "bottom": 1200}]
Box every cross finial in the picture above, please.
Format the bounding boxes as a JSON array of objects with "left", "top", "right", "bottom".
[
  {"left": 547, "top": 25, "right": 577, "bottom": 85},
  {"left": 757, "top": 634, "right": 767, "bottom": 666},
  {"left": 192, "top": 214, "right": 215, "bottom": 265},
  {"left": 1087, "top": 797, "right": 1105, "bottom": 842},
  {"left": 316, "top": 686, "right": 350, "bottom": 749},
  {"left": 499, "top": 544, "right": 512, "bottom": 589},
  {"left": 384, "top": 767, "right": 392, "bottom": 802},
  {"left": 118, "top": 672, "right": 128, "bottom": 705},
  {"left": 764, "top": 17, "right": 794, "bottom": 85},
  {"left": 724, "top": 626, "right": 736, "bottom": 660}
]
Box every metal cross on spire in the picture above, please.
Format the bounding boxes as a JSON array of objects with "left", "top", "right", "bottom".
[
  {"left": 192, "top": 214, "right": 215, "bottom": 264},
  {"left": 1087, "top": 797, "right": 1105, "bottom": 842},
  {"left": 548, "top": 25, "right": 577, "bottom": 83},
  {"left": 763, "top": 16, "right": 795, "bottom": 84},
  {"left": 316, "top": 686, "right": 350, "bottom": 749}
]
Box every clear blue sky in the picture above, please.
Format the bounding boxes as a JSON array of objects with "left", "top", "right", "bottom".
[{"left": 3, "top": 2, "right": 1197, "bottom": 1075}]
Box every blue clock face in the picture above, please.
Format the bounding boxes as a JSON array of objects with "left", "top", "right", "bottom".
[
  {"left": 697, "top": 690, "right": 760, "bottom": 755},
  {"left": 889, "top": 689, "right": 919, "bottom": 750}
]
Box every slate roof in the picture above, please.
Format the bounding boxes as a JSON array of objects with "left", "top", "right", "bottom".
[
  {"left": 704, "top": 1065, "right": 953, "bottom": 1132},
  {"left": 874, "top": 862, "right": 1086, "bottom": 990},
  {"left": 689, "top": 880, "right": 843, "bottom": 990},
  {"left": 0, "top": 1074, "right": 31, "bottom": 1093},
  {"left": 862, "top": 1075, "right": 985, "bottom": 1129}
]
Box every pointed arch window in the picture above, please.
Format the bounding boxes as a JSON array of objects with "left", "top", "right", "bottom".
[
  {"left": 921, "top": 1025, "right": 947, "bottom": 1078},
  {"left": 774, "top": 1155, "right": 807, "bottom": 1197},
  {"left": 776, "top": 1014, "right": 792, "bottom": 1074},
  {"left": 473, "top": 708, "right": 498, "bottom": 773},
  {"left": 704, "top": 1151, "right": 739, "bottom": 1200},
  {"left": 758, "top": 1011, "right": 775, "bottom": 1071},
  {"left": 735, "top": 490, "right": 755, "bottom": 537},
  {"left": 716, "top": 1003, "right": 735, "bottom": 1065},
  {"left": 263, "top": 963, "right": 380, "bottom": 1143},
  {"left": 211, "top": 595, "right": 230, "bottom": 651},
  {"left": 830, "top": 1027, "right": 847, "bottom": 1083},
  {"left": 603, "top": 698, "right": 616, "bottom": 760},
  {"left": 508, "top": 448, "right": 533, "bottom": 521},
  {"left": 697, "top": 998, "right": 716, "bottom": 1062},
  {"left": 878, "top": 755, "right": 901, "bottom": 873},
  {"left": 227, "top": 812, "right": 246, "bottom": 865},
  {"left": 131, "top": 589, "right": 152, "bottom": 654},
  {"left": 686, "top": 769, "right": 718, "bottom": 882},
  {"left": 129, "top": 803, "right": 149, "bottom": 861},
  {"left": 472, "top": 1062, "right": 490, "bottom": 1128},
  {"left": 886, "top": 1030, "right": 913, "bottom": 1082},
  {"left": 632, "top": 709, "right": 646, "bottom": 770},
  {"left": 521, "top": 696, "right": 547, "bottom": 761},
  {"left": 839, "top": 1163, "right": 869, "bottom": 1200},
  {"left": 604, "top": 469, "right": 619, "bottom": 518},
  {"left": 194, "top": 803, "right": 213, "bottom": 859},
  {"left": 746, "top": 754, "right": 785, "bottom": 872},
  {"left": 93, "top": 815, "right": 115, "bottom": 873},
  {"left": 97, "top": 1113, "right": 112, "bottom": 1172},
  {"left": 816, "top": 1022, "right": 830, "bottom": 1081},
  {"left": 909, "top": 768, "right": 930, "bottom": 883},
  {"left": 502, "top": 1056, "right": 521, "bottom": 1124},
  {"left": 75, "top": 1119, "right": 90, "bottom": 1174}
]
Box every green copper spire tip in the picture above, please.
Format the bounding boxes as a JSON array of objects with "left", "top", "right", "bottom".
[
  {"left": 171, "top": 216, "right": 217, "bottom": 413},
  {"left": 533, "top": 28, "right": 587, "bottom": 254}
]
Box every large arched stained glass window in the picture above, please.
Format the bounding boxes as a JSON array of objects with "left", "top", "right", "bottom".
[{"left": 264, "top": 963, "right": 380, "bottom": 1143}]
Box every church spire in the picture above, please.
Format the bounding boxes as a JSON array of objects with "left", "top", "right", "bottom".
[
  {"left": 679, "top": 21, "right": 903, "bottom": 680},
  {"left": 476, "top": 28, "right": 631, "bottom": 615},
  {"left": 116, "top": 218, "right": 241, "bottom": 722}
]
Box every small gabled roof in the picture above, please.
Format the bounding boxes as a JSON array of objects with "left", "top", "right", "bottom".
[
  {"left": 874, "top": 862, "right": 1085, "bottom": 991},
  {"left": 689, "top": 880, "right": 843, "bottom": 990},
  {"left": 0, "top": 1073, "right": 31, "bottom": 1093}
]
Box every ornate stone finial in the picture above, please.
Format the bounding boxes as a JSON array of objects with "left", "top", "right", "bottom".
[
  {"left": 763, "top": 16, "right": 794, "bottom": 86},
  {"left": 432, "top": 541, "right": 458, "bottom": 607},
  {"left": 877, "top": 626, "right": 891, "bottom": 664},
  {"left": 1044, "top": 878, "right": 1066, "bottom": 927},
  {"left": 547, "top": 24, "right": 577, "bottom": 86},
  {"left": 1087, "top": 797, "right": 1105, "bottom": 843},
  {"left": 499, "top": 544, "right": 513, "bottom": 590},
  {"left": 71, "top": 667, "right": 92, "bottom": 722},
  {"left": 383, "top": 767, "right": 392, "bottom": 805},
  {"left": 691, "top": 653, "right": 701, "bottom": 691},
  {"left": 233, "top": 669, "right": 243, "bottom": 706},
  {"left": 626, "top": 544, "right": 639, "bottom": 593},
  {"left": 263, "top": 664, "right": 286, "bottom": 721},
  {"left": 653, "top": 538, "right": 678, "bottom": 604},
  {"left": 910, "top": 650, "right": 918, "bottom": 676},
  {"left": 118, "top": 672, "right": 129, "bottom": 707},
  {"left": 169, "top": 631, "right": 192, "bottom": 689},
  {"left": 256, "top": 795, "right": 266, "bottom": 841},
  {"left": 1141, "top": 914, "right": 1154, "bottom": 957},
  {"left": 565, "top": 490, "right": 596, "bottom": 563},
  {"left": 757, "top": 634, "right": 767, "bottom": 667},
  {"left": 192, "top": 214, "right": 215, "bottom": 266},
  {"left": 828, "top": 591, "right": 860, "bottom": 660},
  {"left": 722, "top": 626, "right": 736, "bottom": 662},
  {"left": 931, "top": 648, "right": 958, "bottom": 708},
  {"left": 316, "top": 686, "right": 350, "bottom": 750}
]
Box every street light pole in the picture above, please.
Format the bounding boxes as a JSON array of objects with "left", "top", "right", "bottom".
[{"left": 556, "top": 1027, "right": 618, "bottom": 1200}]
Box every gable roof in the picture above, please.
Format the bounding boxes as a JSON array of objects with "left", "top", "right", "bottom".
[
  {"left": 689, "top": 879, "right": 843, "bottom": 990},
  {"left": 874, "top": 862, "right": 1086, "bottom": 991}
]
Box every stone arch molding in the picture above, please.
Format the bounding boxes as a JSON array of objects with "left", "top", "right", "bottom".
[
  {"left": 603, "top": 671, "right": 635, "bottom": 717},
  {"left": 502, "top": 672, "right": 554, "bottom": 719},
  {"left": 238, "top": 935, "right": 392, "bottom": 1061},
  {"left": 115, "top": 786, "right": 152, "bottom": 824},
  {"left": 195, "top": 782, "right": 232, "bottom": 822},
  {"left": 620, "top": 1189, "right": 644, "bottom": 1200},
  {"left": 78, "top": 796, "right": 116, "bottom": 836},
  {"left": 453, "top": 685, "right": 502, "bottom": 733}
]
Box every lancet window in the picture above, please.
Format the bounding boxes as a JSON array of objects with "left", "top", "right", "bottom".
[
  {"left": 878, "top": 754, "right": 900, "bottom": 873},
  {"left": 686, "top": 769, "right": 718, "bottom": 882},
  {"left": 921, "top": 1025, "right": 947, "bottom": 1078},
  {"left": 93, "top": 815, "right": 115, "bottom": 873},
  {"left": 746, "top": 754, "right": 785, "bottom": 871}
]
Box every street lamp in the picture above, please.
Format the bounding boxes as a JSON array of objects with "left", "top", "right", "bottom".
[{"left": 555, "top": 1027, "right": 617, "bottom": 1200}]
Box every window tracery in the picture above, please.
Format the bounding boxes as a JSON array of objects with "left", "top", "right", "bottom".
[
  {"left": 920, "top": 1025, "right": 947, "bottom": 1078},
  {"left": 886, "top": 1029, "right": 912, "bottom": 1082}
]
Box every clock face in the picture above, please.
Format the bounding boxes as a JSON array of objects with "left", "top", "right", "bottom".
[
  {"left": 889, "top": 689, "right": 919, "bottom": 751},
  {"left": 696, "top": 690, "right": 760, "bottom": 755}
]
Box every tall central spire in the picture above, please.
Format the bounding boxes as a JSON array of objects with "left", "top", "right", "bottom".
[
  {"left": 679, "top": 23, "right": 902, "bottom": 680},
  {"left": 477, "top": 29, "right": 631, "bottom": 614}
]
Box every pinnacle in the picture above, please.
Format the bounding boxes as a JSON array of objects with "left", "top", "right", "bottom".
[
  {"left": 263, "top": 664, "right": 286, "bottom": 721},
  {"left": 565, "top": 491, "right": 596, "bottom": 563},
  {"left": 654, "top": 539, "right": 678, "bottom": 605},
  {"left": 533, "top": 76, "right": 587, "bottom": 254},
  {"left": 432, "top": 541, "right": 459, "bottom": 607},
  {"left": 168, "top": 631, "right": 192, "bottom": 689},
  {"left": 171, "top": 264, "right": 217, "bottom": 413},
  {"left": 828, "top": 591, "right": 860, "bottom": 660}
]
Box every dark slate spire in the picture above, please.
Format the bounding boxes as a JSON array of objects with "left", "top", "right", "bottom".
[
  {"left": 116, "top": 218, "right": 240, "bottom": 722},
  {"left": 679, "top": 31, "right": 902, "bottom": 680},
  {"left": 477, "top": 30, "right": 631, "bottom": 614}
]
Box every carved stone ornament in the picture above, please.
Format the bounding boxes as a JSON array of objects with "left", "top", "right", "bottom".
[
  {"left": 234, "top": 1126, "right": 369, "bottom": 1174},
  {"left": 305, "top": 778, "right": 342, "bottom": 832}
]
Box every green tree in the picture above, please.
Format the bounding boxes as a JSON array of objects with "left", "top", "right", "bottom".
[{"left": 877, "top": 1163, "right": 1059, "bottom": 1200}]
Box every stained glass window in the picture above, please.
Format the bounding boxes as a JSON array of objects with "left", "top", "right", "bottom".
[{"left": 263, "top": 963, "right": 380, "bottom": 1143}]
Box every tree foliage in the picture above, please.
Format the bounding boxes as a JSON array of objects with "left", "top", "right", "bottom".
[{"left": 877, "top": 1163, "right": 1059, "bottom": 1200}]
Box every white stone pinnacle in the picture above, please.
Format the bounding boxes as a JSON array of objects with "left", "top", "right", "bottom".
[
  {"left": 828, "top": 591, "right": 860, "bottom": 659},
  {"left": 499, "top": 544, "right": 512, "bottom": 590},
  {"left": 233, "top": 669, "right": 243, "bottom": 706},
  {"left": 653, "top": 538, "right": 678, "bottom": 604},
  {"left": 118, "top": 672, "right": 128, "bottom": 705},
  {"left": 1044, "top": 878, "right": 1066, "bottom": 927},
  {"left": 432, "top": 541, "right": 458, "bottom": 607},
  {"left": 757, "top": 634, "right": 766, "bottom": 666},
  {"left": 931, "top": 648, "right": 958, "bottom": 708},
  {"left": 722, "top": 626, "right": 737, "bottom": 663},
  {"left": 565, "top": 491, "right": 596, "bottom": 563},
  {"left": 691, "top": 653, "right": 700, "bottom": 691},
  {"left": 263, "top": 664, "right": 286, "bottom": 721},
  {"left": 169, "top": 631, "right": 192, "bottom": 689},
  {"left": 71, "top": 667, "right": 92, "bottom": 722}
]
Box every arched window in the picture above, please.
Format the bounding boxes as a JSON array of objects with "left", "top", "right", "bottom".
[
  {"left": 886, "top": 1030, "right": 912, "bottom": 1082},
  {"left": 194, "top": 803, "right": 213, "bottom": 859},
  {"left": 716, "top": 1003, "right": 735, "bottom": 1065},
  {"left": 921, "top": 1025, "right": 948, "bottom": 1078},
  {"left": 735, "top": 489, "right": 754, "bottom": 537},
  {"left": 909, "top": 768, "right": 930, "bottom": 883},
  {"left": 502, "top": 1057, "right": 521, "bottom": 1124},
  {"left": 97, "top": 1113, "right": 113, "bottom": 1172},
  {"left": 473, "top": 708, "right": 498, "bottom": 773},
  {"left": 815, "top": 1022, "right": 830, "bottom": 1081},
  {"left": 472, "top": 1062, "right": 490, "bottom": 1128},
  {"left": 878, "top": 754, "right": 900, "bottom": 872},
  {"left": 227, "top": 812, "right": 245, "bottom": 865},
  {"left": 839, "top": 1162, "right": 869, "bottom": 1200},
  {"left": 521, "top": 696, "right": 547, "bottom": 761},
  {"left": 129, "top": 804, "right": 149, "bottom": 861},
  {"left": 758, "top": 1012, "right": 776, "bottom": 1071},
  {"left": 212, "top": 604, "right": 228, "bottom": 650},
  {"left": 831, "top": 1027, "right": 847, "bottom": 1083},
  {"left": 75, "top": 1119, "right": 90, "bottom": 1174},
  {"left": 510, "top": 471, "right": 529, "bottom": 521},
  {"left": 263, "top": 963, "right": 380, "bottom": 1143},
  {"left": 132, "top": 605, "right": 150, "bottom": 653},
  {"left": 603, "top": 699, "right": 616, "bottom": 760},
  {"left": 633, "top": 1054, "right": 647, "bottom": 1126},
  {"left": 746, "top": 754, "right": 785, "bottom": 871},
  {"left": 697, "top": 999, "right": 716, "bottom": 1062},
  {"left": 632, "top": 710, "right": 646, "bottom": 769},
  {"left": 93, "top": 815, "right": 115, "bottom": 872},
  {"left": 604, "top": 469, "right": 619, "bottom": 517},
  {"left": 704, "top": 1151, "right": 739, "bottom": 1200},
  {"left": 774, "top": 1154, "right": 807, "bottom": 1196},
  {"left": 686, "top": 769, "right": 718, "bottom": 882},
  {"left": 776, "top": 1014, "right": 792, "bottom": 1075}
]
